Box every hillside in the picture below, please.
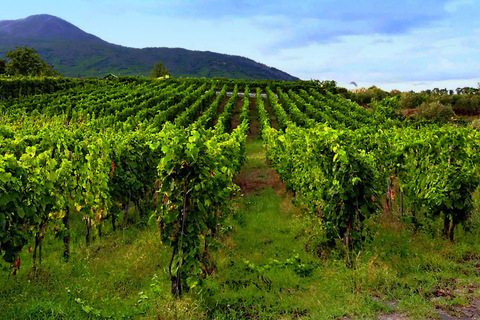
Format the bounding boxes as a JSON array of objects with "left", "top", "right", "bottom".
[{"left": 0, "top": 14, "right": 298, "bottom": 80}]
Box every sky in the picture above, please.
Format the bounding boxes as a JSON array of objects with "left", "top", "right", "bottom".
[{"left": 1, "top": 0, "right": 480, "bottom": 91}]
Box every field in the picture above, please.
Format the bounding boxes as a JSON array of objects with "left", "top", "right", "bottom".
[{"left": 2, "top": 77, "right": 480, "bottom": 319}]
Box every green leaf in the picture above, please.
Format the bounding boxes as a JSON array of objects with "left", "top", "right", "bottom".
[
  {"left": 0, "top": 193, "right": 14, "bottom": 207},
  {"left": 0, "top": 213, "right": 5, "bottom": 227},
  {"left": 198, "top": 200, "right": 206, "bottom": 213},
  {"left": 17, "top": 208, "right": 25, "bottom": 219},
  {"left": 0, "top": 172, "right": 12, "bottom": 183},
  {"left": 148, "top": 213, "right": 157, "bottom": 227},
  {"left": 163, "top": 209, "right": 178, "bottom": 224},
  {"left": 186, "top": 276, "right": 199, "bottom": 289},
  {"left": 351, "top": 177, "right": 361, "bottom": 185}
]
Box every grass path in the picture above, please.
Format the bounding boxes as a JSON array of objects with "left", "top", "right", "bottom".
[
  {"left": 202, "top": 100, "right": 372, "bottom": 319},
  {"left": 204, "top": 135, "right": 322, "bottom": 319}
]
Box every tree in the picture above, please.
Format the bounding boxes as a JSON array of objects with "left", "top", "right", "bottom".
[
  {"left": 0, "top": 59, "right": 6, "bottom": 75},
  {"left": 150, "top": 62, "right": 170, "bottom": 78},
  {"left": 5, "top": 46, "right": 60, "bottom": 77}
]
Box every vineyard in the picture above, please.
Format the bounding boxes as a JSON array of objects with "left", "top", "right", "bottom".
[{"left": 2, "top": 77, "right": 480, "bottom": 319}]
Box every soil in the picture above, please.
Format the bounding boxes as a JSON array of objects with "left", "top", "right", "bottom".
[
  {"left": 437, "top": 298, "right": 480, "bottom": 319},
  {"left": 376, "top": 314, "right": 410, "bottom": 320},
  {"left": 434, "top": 283, "right": 480, "bottom": 319},
  {"left": 233, "top": 95, "right": 285, "bottom": 196},
  {"left": 230, "top": 99, "right": 243, "bottom": 131},
  {"left": 452, "top": 108, "right": 480, "bottom": 117},
  {"left": 213, "top": 96, "right": 228, "bottom": 126},
  {"left": 247, "top": 97, "right": 260, "bottom": 139},
  {"left": 234, "top": 166, "right": 285, "bottom": 196},
  {"left": 372, "top": 283, "right": 480, "bottom": 320},
  {"left": 400, "top": 109, "right": 417, "bottom": 117},
  {"left": 264, "top": 98, "right": 280, "bottom": 130}
]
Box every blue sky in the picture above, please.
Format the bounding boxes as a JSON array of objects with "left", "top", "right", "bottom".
[{"left": 1, "top": 0, "right": 480, "bottom": 91}]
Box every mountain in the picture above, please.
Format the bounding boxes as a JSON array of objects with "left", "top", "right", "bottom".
[
  {"left": 0, "top": 15, "right": 105, "bottom": 43},
  {"left": 0, "top": 14, "right": 298, "bottom": 80}
]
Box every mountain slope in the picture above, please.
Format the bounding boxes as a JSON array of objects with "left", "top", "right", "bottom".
[
  {"left": 0, "top": 15, "right": 106, "bottom": 43},
  {"left": 0, "top": 14, "right": 298, "bottom": 80}
]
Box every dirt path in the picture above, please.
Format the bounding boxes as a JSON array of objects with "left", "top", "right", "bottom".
[
  {"left": 234, "top": 144, "right": 285, "bottom": 196},
  {"left": 212, "top": 96, "right": 229, "bottom": 126},
  {"left": 233, "top": 96, "right": 284, "bottom": 195},
  {"left": 209, "top": 101, "right": 311, "bottom": 319},
  {"left": 230, "top": 98, "right": 243, "bottom": 132},
  {"left": 264, "top": 98, "right": 280, "bottom": 130},
  {"left": 247, "top": 97, "right": 261, "bottom": 139}
]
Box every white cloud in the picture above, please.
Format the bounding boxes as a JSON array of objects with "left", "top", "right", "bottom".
[
  {"left": 370, "top": 79, "right": 480, "bottom": 92},
  {"left": 444, "top": 0, "right": 474, "bottom": 12},
  {"left": 252, "top": 19, "right": 480, "bottom": 91}
]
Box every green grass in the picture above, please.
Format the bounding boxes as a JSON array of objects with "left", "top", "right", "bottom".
[
  {"left": 243, "top": 138, "right": 269, "bottom": 169},
  {"left": 0, "top": 213, "right": 191, "bottom": 319}
]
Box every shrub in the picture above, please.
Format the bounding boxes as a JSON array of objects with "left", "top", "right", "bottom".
[
  {"left": 399, "top": 91, "right": 426, "bottom": 109},
  {"left": 453, "top": 95, "right": 480, "bottom": 114},
  {"left": 414, "top": 101, "right": 454, "bottom": 124},
  {"left": 427, "top": 94, "right": 453, "bottom": 106},
  {"left": 470, "top": 118, "right": 480, "bottom": 130},
  {"left": 349, "top": 86, "right": 389, "bottom": 105},
  {"left": 389, "top": 89, "right": 401, "bottom": 96}
]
